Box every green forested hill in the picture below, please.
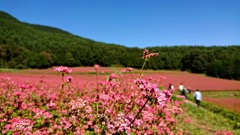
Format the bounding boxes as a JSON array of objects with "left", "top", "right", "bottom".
[
  {"left": 0, "top": 11, "right": 138, "bottom": 68},
  {"left": 24, "top": 23, "right": 74, "bottom": 35},
  {"left": 0, "top": 11, "right": 240, "bottom": 80}
]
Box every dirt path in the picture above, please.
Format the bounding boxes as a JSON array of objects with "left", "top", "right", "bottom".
[{"left": 185, "top": 99, "right": 204, "bottom": 109}]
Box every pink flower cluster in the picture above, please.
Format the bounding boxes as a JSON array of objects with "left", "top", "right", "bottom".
[
  {"left": 3, "top": 118, "right": 33, "bottom": 133},
  {"left": 121, "top": 67, "right": 134, "bottom": 72},
  {"left": 135, "top": 79, "right": 160, "bottom": 94},
  {"left": 142, "top": 49, "right": 159, "bottom": 59},
  {"left": 0, "top": 49, "right": 189, "bottom": 134},
  {"left": 69, "top": 98, "right": 86, "bottom": 110},
  {"left": 19, "top": 82, "right": 33, "bottom": 89},
  {"left": 54, "top": 66, "right": 73, "bottom": 84},
  {"left": 107, "top": 113, "right": 132, "bottom": 134},
  {"left": 94, "top": 64, "right": 100, "bottom": 70},
  {"left": 64, "top": 76, "right": 73, "bottom": 83},
  {"left": 134, "top": 79, "right": 171, "bottom": 108},
  {"left": 53, "top": 66, "right": 72, "bottom": 73},
  {"left": 108, "top": 73, "right": 119, "bottom": 82},
  {"left": 0, "top": 69, "right": 185, "bottom": 134}
]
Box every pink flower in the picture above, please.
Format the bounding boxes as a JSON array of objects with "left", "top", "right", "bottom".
[
  {"left": 5, "top": 118, "right": 33, "bottom": 132},
  {"left": 19, "top": 82, "right": 32, "bottom": 89},
  {"left": 108, "top": 73, "right": 119, "bottom": 82},
  {"left": 142, "top": 49, "right": 159, "bottom": 59},
  {"left": 43, "top": 112, "right": 53, "bottom": 119},
  {"left": 135, "top": 79, "right": 160, "bottom": 94},
  {"left": 60, "top": 117, "right": 72, "bottom": 130},
  {"left": 69, "top": 98, "right": 86, "bottom": 110},
  {"left": 54, "top": 66, "right": 72, "bottom": 73},
  {"left": 121, "top": 67, "right": 134, "bottom": 72},
  {"left": 61, "top": 110, "right": 68, "bottom": 115},
  {"left": 99, "top": 94, "right": 111, "bottom": 101},
  {"left": 94, "top": 64, "right": 100, "bottom": 70},
  {"left": 183, "top": 118, "right": 192, "bottom": 123},
  {"left": 32, "top": 108, "right": 45, "bottom": 119},
  {"left": 87, "top": 121, "right": 92, "bottom": 126},
  {"left": 85, "top": 105, "right": 92, "bottom": 113},
  {"left": 142, "top": 49, "right": 149, "bottom": 59},
  {"left": 14, "top": 91, "right": 21, "bottom": 97},
  {"left": 105, "top": 108, "right": 112, "bottom": 114},
  {"left": 46, "top": 101, "right": 56, "bottom": 110},
  {"left": 215, "top": 130, "right": 233, "bottom": 135},
  {"left": 64, "top": 76, "right": 73, "bottom": 83}
]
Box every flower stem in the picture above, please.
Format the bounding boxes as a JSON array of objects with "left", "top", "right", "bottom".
[
  {"left": 96, "top": 70, "right": 99, "bottom": 93},
  {"left": 130, "top": 96, "right": 150, "bottom": 126},
  {"left": 140, "top": 59, "right": 148, "bottom": 77}
]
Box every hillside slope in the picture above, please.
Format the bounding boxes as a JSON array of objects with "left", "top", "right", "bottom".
[
  {"left": 177, "top": 102, "right": 240, "bottom": 135},
  {"left": 0, "top": 11, "right": 135, "bottom": 68}
]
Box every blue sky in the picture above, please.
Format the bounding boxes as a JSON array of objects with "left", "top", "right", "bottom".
[{"left": 0, "top": 0, "right": 240, "bottom": 48}]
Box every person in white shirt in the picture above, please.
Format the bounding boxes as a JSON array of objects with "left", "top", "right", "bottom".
[
  {"left": 179, "top": 83, "right": 184, "bottom": 92},
  {"left": 194, "top": 89, "right": 202, "bottom": 107},
  {"left": 179, "top": 83, "right": 187, "bottom": 98}
]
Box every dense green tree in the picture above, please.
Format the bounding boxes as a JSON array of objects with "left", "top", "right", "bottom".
[{"left": 181, "top": 50, "right": 207, "bottom": 73}]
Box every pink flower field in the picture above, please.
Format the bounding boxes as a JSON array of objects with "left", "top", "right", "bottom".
[
  {"left": 0, "top": 49, "right": 237, "bottom": 134},
  {"left": 3, "top": 68, "right": 240, "bottom": 91},
  {"left": 204, "top": 97, "right": 240, "bottom": 114},
  {"left": 145, "top": 71, "right": 240, "bottom": 91},
  {"left": 0, "top": 50, "right": 189, "bottom": 134}
]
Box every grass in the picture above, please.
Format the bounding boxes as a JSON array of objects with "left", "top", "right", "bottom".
[
  {"left": 202, "top": 91, "right": 240, "bottom": 98},
  {"left": 175, "top": 91, "right": 240, "bottom": 135},
  {"left": 0, "top": 68, "right": 20, "bottom": 72},
  {"left": 201, "top": 91, "right": 240, "bottom": 113},
  {"left": 177, "top": 103, "right": 240, "bottom": 135}
]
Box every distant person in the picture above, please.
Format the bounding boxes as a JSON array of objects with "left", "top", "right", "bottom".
[
  {"left": 179, "top": 83, "right": 184, "bottom": 92},
  {"left": 187, "top": 88, "right": 191, "bottom": 94},
  {"left": 194, "top": 89, "right": 202, "bottom": 107},
  {"left": 179, "top": 83, "right": 187, "bottom": 98},
  {"left": 168, "top": 83, "right": 174, "bottom": 90}
]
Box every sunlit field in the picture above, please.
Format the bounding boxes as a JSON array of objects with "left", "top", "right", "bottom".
[
  {"left": 1, "top": 49, "right": 240, "bottom": 134},
  {"left": 202, "top": 91, "right": 240, "bottom": 114},
  {"left": 2, "top": 66, "right": 240, "bottom": 91}
]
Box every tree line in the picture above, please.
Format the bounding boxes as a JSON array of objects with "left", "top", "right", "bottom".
[{"left": 0, "top": 11, "right": 240, "bottom": 80}]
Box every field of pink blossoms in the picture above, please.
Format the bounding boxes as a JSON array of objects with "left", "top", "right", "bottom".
[
  {"left": 3, "top": 67, "right": 240, "bottom": 91},
  {"left": 0, "top": 49, "right": 237, "bottom": 134}
]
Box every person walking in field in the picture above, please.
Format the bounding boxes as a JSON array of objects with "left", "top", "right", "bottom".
[
  {"left": 194, "top": 89, "right": 202, "bottom": 107},
  {"left": 179, "top": 83, "right": 187, "bottom": 98},
  {"left": 179, "top": 83, "right": 184, "bottom": 92}
]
